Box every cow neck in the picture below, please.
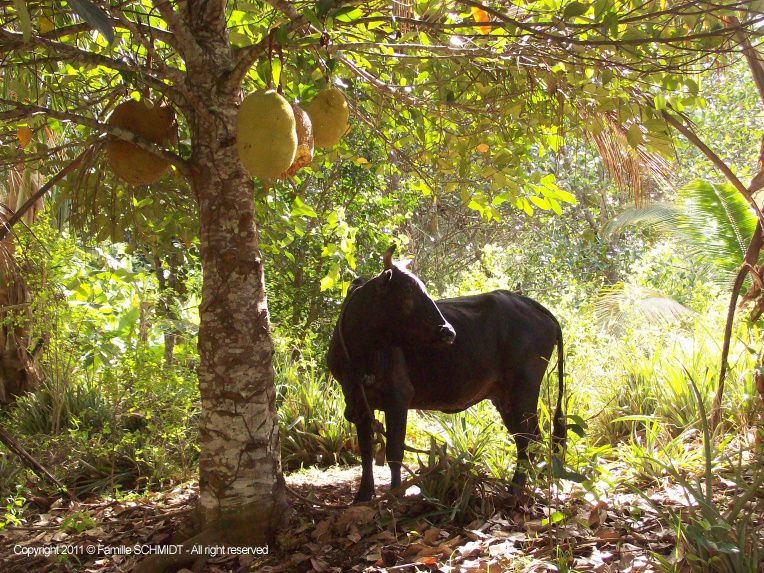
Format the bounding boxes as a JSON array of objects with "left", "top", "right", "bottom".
[
  {"left": 337, "top": 282, "right": 363, "bottom": 364},
  {"left": 337, "top": 282, "right": 377, "bottom": 422},
  {"left": 337, "top": 280, "right": 384, "bottom": 361}
]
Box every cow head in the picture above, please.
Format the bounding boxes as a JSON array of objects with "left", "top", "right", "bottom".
[{"left": 366, "top": 245, "right": 456, "bottom": 346}]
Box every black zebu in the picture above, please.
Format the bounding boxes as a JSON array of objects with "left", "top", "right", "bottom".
[{"left": 327, "top": 247, "right": 565, "bottom": 502}]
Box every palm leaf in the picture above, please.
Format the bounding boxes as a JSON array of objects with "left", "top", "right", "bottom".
[
  {"left": 604, "top": 202, "right": 680, "bottom": 236},
  {"left": 606, "top": 179, "right": 758, "bottom": 287},
  {"left": 676, "top": 180, "right": 757, "bottom": 279},
  {"left": 594, "top": 283, "right": 694, "bottom": 333}
]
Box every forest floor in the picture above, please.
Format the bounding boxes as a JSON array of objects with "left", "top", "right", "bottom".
[{"left": 0, "top": 462, "right": 760, "bottom": 573}]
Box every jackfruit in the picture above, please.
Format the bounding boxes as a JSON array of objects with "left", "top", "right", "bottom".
[
  {"left": 107, "top": 100, "right": 176, "bottom": 186},
  {"left": 237, "top": 90, "right": 297, "bottom": 179},
  {"left": 280, "top": 103, "right": 314, "bottom": 178},
  {"left": 306, "top": 88, "right": 349, "bottom": 148}
]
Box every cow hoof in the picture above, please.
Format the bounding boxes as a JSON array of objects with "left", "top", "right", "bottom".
[
  {"left": 353, "top": 489, "right": 374, "bottom": 504},
  {"left": 509, "top": 472, "right": 527, "bottom": 498}
]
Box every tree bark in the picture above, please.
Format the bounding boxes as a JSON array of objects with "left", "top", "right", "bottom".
[
  {"left": 191, "top": 146, "right": 287, "bottom": 543},
  {"left": 181, "top": 4, "right": 286, "bottom": 544}
]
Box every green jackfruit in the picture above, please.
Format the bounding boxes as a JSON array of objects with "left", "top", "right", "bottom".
[
  {"left": 237, "top": 90, "right": 297, "bottom": 179},
  {"left": 306, "top": 88, "right": 349, "bottom": 149}
]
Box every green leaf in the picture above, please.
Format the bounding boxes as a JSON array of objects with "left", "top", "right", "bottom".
[
  {"left": 271, "top": 57, "right": 282, "bottom": 86},
  {"left": 411, "top": 179, "right": 432, "bottom": 197},
  {"left": 320, "top": 274, "right": 335, "bottom": 291},
  {"left": 516, "top": 197, "right": 534, "bottom": 216},
  {"left": 334, "top": 6, "right": 362, "bottom": 22},
  {"left": 606, "top": 180, "right": 757, "bottom": 286},
  {"left": 132, "top": 197, "right": 154, "bottom": 208},
  {"left": 684, "top": 78, "right": 699, "bottom": 96},
  {"left": 551, "top": 455, "right": 587, "bottom": 482},
  {"left": 626, "top": 123, "right": 643, "bottom": 147},
  {"left": 529, "top": 195, "right": 551, "bottom": 210},
  {"left": 568, "top": 423, "right": 586, "bottom": 437},
  {"left": 553, "top": 189, "right": 577, "bottom": 203},
  {"left": 66, "top": 0, "right": 115, "bottom": 43},
  {"left": 563, "top": 1, "right": 589, "bottom": 19},
  {"left": 291, "top": 197, "right": 317, "bottom": 218},
  {"left": 542, "top": 511, "right": 566, "bottom": 525}
]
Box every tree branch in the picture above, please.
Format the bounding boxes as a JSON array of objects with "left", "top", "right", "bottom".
[
  {"left": 0, "top": 99, "right": 190, "bottom": 177},
  {"left": 104, "top": 4, "right": 189, "bottom": 101},
  {"left": 661, "top": 110, "right": 761, "bottom": 220},
  {"left": 711, "top": 223, "right": 763, "bottom": 429},
  {"left": 0, "top": 27, "right": 151, "bottom": 76},
  {"left": 0, "top": 425, "right": 77, "bottom": 501},
  {"left": 725, "top": 15, "right": 764, "bottom": 105},
  {"left": 226, "top": 0, "right": 308, "bottom": 92},
  {"left": 152, "top": 0, "right": 205, "bottom": 63},
  {"left": 709, "top": 18, "right": 764, "bottom": 429},
  {"left": 226, "top": 37, "right": 271, "bottom": 94},
  {"left": 0, "top": 28, "right": 185, "bottom": 103},
  {"left": 457, "top": 0, "right": 764, "bottom": 48}
]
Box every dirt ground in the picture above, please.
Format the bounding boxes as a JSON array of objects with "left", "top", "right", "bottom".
[{"left": 0, "top": 463, "right": 756, "bottom": 572}]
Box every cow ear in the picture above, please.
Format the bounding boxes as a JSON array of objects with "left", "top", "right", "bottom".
[
  {"left": 380, "top": 269, "right": 393, "bottom": 290},
  {"left": 382, "top": 244, "right": 396, "bottom": 270}
]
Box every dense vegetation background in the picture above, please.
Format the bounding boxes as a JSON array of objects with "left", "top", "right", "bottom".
[{"left": 0, "top": 1, "right": 762, "bottom": 571}]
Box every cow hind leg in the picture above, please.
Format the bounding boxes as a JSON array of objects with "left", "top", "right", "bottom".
[
  {"left": 496, "top": 366, "right": 545, "bottom": 496},
  {"left": 354, "top": 418, "right": 375, "bottom": 503}
]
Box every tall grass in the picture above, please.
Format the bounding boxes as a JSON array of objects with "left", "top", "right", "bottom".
[
  {"left": 274, "top": 345, "right": 357, "bottom": 470},
  {"left": 568, "top": 309, "right": 758, "bottom": 446}
]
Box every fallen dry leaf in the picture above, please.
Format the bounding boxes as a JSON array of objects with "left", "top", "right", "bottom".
[
  {"left": 423, "top": 527, "right": 441, "bottom": 545},
  {"left": 595, "top": 527, "right": 622, "bottom": 541},
  {"left": 335, "top": 505, "right": 376, "bottom": 532},
  {"left": 311, "top": 518, "right": 334, "bottom": 542}
]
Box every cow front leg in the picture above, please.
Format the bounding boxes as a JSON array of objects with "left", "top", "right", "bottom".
[
  {"left": 384, "top": 407, "right": 408, "bottom": 490},
  {"left": 354, "top": 417, "right": 375, "bottom": 503}
]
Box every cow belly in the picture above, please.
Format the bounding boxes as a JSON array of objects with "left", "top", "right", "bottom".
[{"left": 408, "top": 376, "right": 496, "bottom": 412}]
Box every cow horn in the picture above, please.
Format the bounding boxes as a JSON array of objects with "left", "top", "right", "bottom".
[{"left": 382, "top": 244, "right": 396, "bottom": 270}]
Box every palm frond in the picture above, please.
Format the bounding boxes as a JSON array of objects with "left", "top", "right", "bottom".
[
  {"left": 604, "top": 202, "right": 680, "bottom": 237},
  {"left": 585, "top": 110, "right": 672, "bottom": 204},
  {"left": 594, "top": 283, "right": 694, "bottom": 333},
  {"left": 606, "top": 179, "right": 758, "bottom": 288},
  {"left": 676, "top": 180, "right": 757, "bottom": 278}
]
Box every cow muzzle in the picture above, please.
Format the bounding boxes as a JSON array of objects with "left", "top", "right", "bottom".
[{"left": 440, "top": 324, "right": 456, "bottom": 344}]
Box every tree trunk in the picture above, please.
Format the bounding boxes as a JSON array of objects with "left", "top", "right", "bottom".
[
  {"left": 153, "top": 252, "right": 180, "bottom": 367},
  {"left": 183, "top": 17, "right": 287, "bottom": 544},
  {"left": 0, "top": 238, "right": 41, "bottom": 404},
  {"left": 755, "top": 348, "right": 764, "bottom": 444}
]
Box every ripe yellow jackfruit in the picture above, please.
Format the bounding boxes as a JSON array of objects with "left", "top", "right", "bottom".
[
  {"left": 280, "top": 103, "right": 314, "bottom": 178},
  {"left": 107, "top": 100, "right": 176, "bottom": 186},
  {"left": 306, "top": 88, "right": 349, "bottom": 149},
  {"left": 237, "top": 90, "right": 297, "bottom": 179}
]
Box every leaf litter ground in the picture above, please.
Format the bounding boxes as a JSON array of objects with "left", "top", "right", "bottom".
[{"left": 1, "top": 462, "right": 761, "bottom": 572}]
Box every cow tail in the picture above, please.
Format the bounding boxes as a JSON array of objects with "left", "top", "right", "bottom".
[{"left": 552, "top": 323, "right": 566, "bottom": 450}]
